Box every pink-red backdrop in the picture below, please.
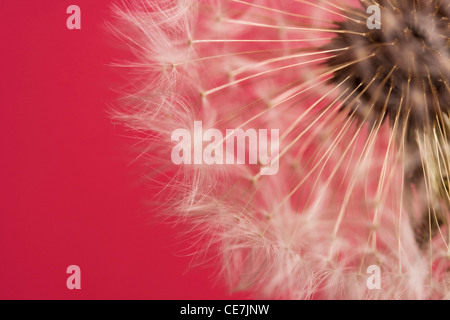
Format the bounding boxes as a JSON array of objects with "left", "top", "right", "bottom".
[{"left": 0, "top": 0, "right": 247, "bottom": 299}]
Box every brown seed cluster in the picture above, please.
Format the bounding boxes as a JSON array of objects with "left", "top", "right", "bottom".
[{"left": 326, "top": 0, "right": 449, "bottom": 138}]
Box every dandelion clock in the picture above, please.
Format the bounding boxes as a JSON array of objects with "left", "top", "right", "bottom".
[{"left": 110, "top": 0, "right": 450, "bottom": 299}]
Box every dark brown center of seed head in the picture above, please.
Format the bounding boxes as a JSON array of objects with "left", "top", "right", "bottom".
[{"left": 325, "top": 0, "right": 450, "bottom": 137}]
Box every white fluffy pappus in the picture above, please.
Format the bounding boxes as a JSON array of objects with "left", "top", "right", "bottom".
[{"left": 109, "top": 0, "right": 450, "bottom": 299}]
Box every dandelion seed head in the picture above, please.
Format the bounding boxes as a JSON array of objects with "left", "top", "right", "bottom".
[{"left": 112, "top": 0, "right": 450, "bottom": 299}]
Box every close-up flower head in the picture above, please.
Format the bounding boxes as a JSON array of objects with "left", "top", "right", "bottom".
[
  {"left": 1, "top": 0, "right": 449, "bottom": 303},
  {"left": 111, "top": 0, "right": 450, "bottom": 299}
]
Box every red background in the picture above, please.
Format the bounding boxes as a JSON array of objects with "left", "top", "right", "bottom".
[{"left": 0, "top": 0, "right": 246, "bottom": 299}]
